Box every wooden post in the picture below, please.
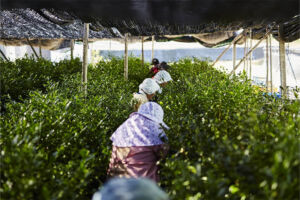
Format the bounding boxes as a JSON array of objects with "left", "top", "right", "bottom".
[
  {"left": 269, "top": 35, "right": 273, "bottom": 93},
  {"left": 279, "top": 39, "right": 287, "bottom": 97},
  {"left": 82, "top": 23, "right": 89, "bottom": 95},
  {"left": 124, "top": 33, "right": 129, "bottom": 80},
  {"left": 212, "top": 31, "right": 244, "bottom": 66},
  {"left": 26, "top": 38, "right": 39, "bottom": 59},
  {"left": 0, "top": 49, "right": 9, "bottom": 61},
  {"left": 244, "top": 34, "right": 247, "bottom": 71},
  {"left": 266, "top": 34, "right": 269, "bottom": 92},
  {"left": 151, "top": 35, "right": 154, "bottom": 60},
  {"left": 246, "top": 34, "right": 249, "bottom": 74},
  {"left": 38, "top": 39, "right": 42, "bottom": 58},
  {"left": 249, "top": 29, "right": 253, "bottom": 80},
  {"left": 230, "top": 27, "right": 273, "bottom": 75},
  {"left": 246, "top": 36, "right": 249, "bottom": 73},
  {"left": 141, "top": 36, "right": 144, "bottom": 67},
  {"left": 232, "top": 43, "right": 236, "bottom": 74},
  {"left": 70, "top": 39, "right": 74, "bottom": 60}
]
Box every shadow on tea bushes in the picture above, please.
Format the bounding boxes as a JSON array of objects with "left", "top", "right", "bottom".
[
  {"left": 159, "top": 58, "right": 300, "bottom": 200},
  {"left": 0, "top": 57, "right": 148, "bottom": 199},
  {"left": 1, "top": 57, "right": 299, "bottom": 200}
]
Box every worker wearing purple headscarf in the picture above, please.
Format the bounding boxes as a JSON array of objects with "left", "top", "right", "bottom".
[{"left": 107, "top": 102, "right": 169, "bottom": 182}]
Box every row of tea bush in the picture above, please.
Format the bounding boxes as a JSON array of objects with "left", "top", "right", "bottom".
[{"left": 1, "top": 57, "right": 299, "bottom": 199}]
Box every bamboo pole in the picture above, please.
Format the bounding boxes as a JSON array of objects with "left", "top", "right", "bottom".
[
  {"left": 249, "top": 29, "right": 253, "bottom": 80},
  {"left": 151, "top": 35, "right": 154, "bottom": 60},
  {"left": 232, "top": 43, "right": 236, "bottom": 74},
  {"left": 141, "top": 36, "right": 144, "bottom": 67},
  {"left": 246, "top": 33, "right": 249, "bottom": 74},
  {"left": 82, "top": 23, "right": 89, "bottom": 95},
  {"left": 279, "top": 39, "right": 287, "bottom": 97},
  {"left": 244, "top": 34, "right": 247, "bottom": 71},
  {"left": 38, "top": 39, "right": 42, "bottom": 58},
  {"left": 124, "top": 33, "right": 129, "bottom": 80},
  {"left": 70, "top": 39, "right": 74, "bottom": 60},
  {"left": 246, "top": 36, "right": 249, "bottom": 73},
  {"left": 230, "top": 27, "right": 273, "bottom": 75},
  {"left": 212, "top": 31, "right": 244, "bottom": 66},
  {"left": 0, "top": 49, "right": 9, "bottom": 61},
  {"left": 278, "top": 24, "right": 287, "bottom": 97},
  {"left": 269, "top": 35, "right": 273, "bottom": 93},
  {"left": 266, "top": 34, "right": 269, "bottom": 92},
  {"left": 26, "top": 38, "right": 39, "bottom": 59}
]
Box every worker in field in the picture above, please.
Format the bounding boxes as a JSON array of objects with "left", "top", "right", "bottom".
[
  {"left": 92, "top": 178, "right": 169, "bottom": 200},
  {"left": 131, "top": 78, "right": 161, "bottom": 111},
  {"left": 107, "top": 102, "right": 169, "bottom": 182},
  {"left": 158, "top": 61, "right": 171, "bottom": 72},
  {"left": 153, "top": 70, "right": 172, "bottom": 94},
  {"left": 149, "top": 58, "right": 160, "bottom": 76}
]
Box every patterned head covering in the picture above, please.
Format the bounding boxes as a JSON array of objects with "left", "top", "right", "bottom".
[
  {"left": 92, "top": 178, "right": 169, "bottom": 200},
  {"left": 153, "top": 70, "right": 172, "bottom": 84},
  {"left": 139, "top": 78, "right": 161, "bottom": 94},
  {"left": 138, "top": 102, "right": 169, "bottom": 129},
  {"left": 110, "top": 102, "right": 169, "bottom": 147}
]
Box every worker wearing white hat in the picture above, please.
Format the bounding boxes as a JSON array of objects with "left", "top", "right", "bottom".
[
  {"left": 131, "top": 78, "right": 161, "bottom": 111},
  {"left": 153, "top": 70, "right": 172, "bottom": 93}
]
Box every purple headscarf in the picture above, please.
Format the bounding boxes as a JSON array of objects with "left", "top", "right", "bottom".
[{"left": 110, "top": 102, "right": 169, "bottom": 147}]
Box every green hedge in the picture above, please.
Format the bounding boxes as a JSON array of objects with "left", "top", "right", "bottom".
[
  {"left": 0, "top": 57, "right": 299, "bottom": 200},
  {"left": 159, "top": 58, "right": 299, "bottom": 199},
  {"left": 0, "top": 57, "right": 82, "bottom": 101}
]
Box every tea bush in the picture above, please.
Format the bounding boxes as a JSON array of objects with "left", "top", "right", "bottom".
[
  {"left": 1, "top": 57, "right": 299, "bottom": 200},
  {"left": 159, "top": 58, "right": 300, "bottom": 200},
  {"left": 0, "top": 57, "right": 82, "bottom": 101},
  {"left": 0, "top": 57, "right": 146, "bottom": 199}
]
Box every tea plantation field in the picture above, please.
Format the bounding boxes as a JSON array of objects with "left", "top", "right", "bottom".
[{"left": 1, "top": 57, "right": 299, "bottom": 200}]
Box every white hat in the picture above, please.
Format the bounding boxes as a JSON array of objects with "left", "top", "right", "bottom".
[
  {"left": 139, "top": 78, "right": 161, "bottom": 94},
  {"left": 138, "top": 102, "right": 169, "bottom": 130},
  {"left": 153, "top": 70, "right": 172, "bottom": 84}
]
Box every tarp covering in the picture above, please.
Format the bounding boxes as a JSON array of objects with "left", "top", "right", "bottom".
[
  {"left": 0, "top": 9, "right": 113, "bottom": 39},
  {"left": 0, "top": 8, "right": 299, "bottom": 49},
  {"left": 3, "top": 0, "right": 299, "bottom": 25}
]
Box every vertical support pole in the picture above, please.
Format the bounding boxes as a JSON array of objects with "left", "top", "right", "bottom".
[
  {"left": 82, "top": 23, "right": 89, "bottom": 96},
  {"left": 266, "top": 34, "right": 269, "bottom": 92},
  {"left": 124, "top": 33, "right": 129, "bottom": 80},
  {"left": 245, "top": 34, "right": 248, "bottom": 73},
  {"left": 141, "top": 36, "right": 144, "bottom": 67},
  {"left": 38, "top": 39, "right": 42, "bottom": 58},
  {"left": 151, "top": 35, "right": 154, "bottom": 60},
  {"left": 249, "top": 29, "right": 253, "bottom": 80},
  {"left": 70, "top": 39, "right": 74, "bottom": 60},
  {"left": 243, "top": 33, "right": 247, "bottom": 71},
  {"left": 269, "top": 35, "right": 273, "bottom": 93},
  {"left": 278, "top": 24, "right": 287, "bottom": 97},
  {"left": 279, "top": 39, "right": 287, "bottom": 97},
  {"left": 232, "top": 42, "right": 236, "bottom": 74}
]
